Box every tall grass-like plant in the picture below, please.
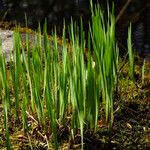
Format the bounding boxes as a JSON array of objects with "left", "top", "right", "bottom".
[
  {"left": 86, "top": 31, "right": 100, "bottom": 130},
  {"left": 12, "top": 32, "right": 22, "bottom": 121},
  {"left": 58, "top": 23, "right": 70, "bottom": 122},
  {"left": 43, "top": 23, "right": 59, "bottom": 150},
  {"left": 32, "top": 30, "right": 44, "bottom": 123},
  {"left": 90, "top": 3, "right": 118, "bottom": 131},
  {"left": 68, "top": 19, "right": 86, "bottom": 149},
  {"left": 0, "top": 2, "right": 120, "bottom": 149},
  {"left": 0, "top": 40, "right": 11, "bottom": 149},
  {"left": 127, "top": 24, "right": 134, "bottom": 80}
]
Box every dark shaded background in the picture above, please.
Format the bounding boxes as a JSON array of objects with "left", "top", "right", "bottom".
[{"left": 0, "top": 0, "right": 150, "bottom": 56}]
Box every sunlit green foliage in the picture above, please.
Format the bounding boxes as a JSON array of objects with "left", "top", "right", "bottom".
[
  {"left": 0, "top": 2, "right": 134, "bottom": 150},
  {"left": 128, "top": 24, "right": 134, "bottom": 80}
]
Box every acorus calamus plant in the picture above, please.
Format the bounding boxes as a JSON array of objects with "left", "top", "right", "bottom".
[{"left": 0, "top": 2, "right": 137, "bottom": 150}]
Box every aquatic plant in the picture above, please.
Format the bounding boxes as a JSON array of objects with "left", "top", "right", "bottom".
[
  {"left": 0, "top": 2, "right": 135, "bottom": 150},
  {"left": 127, "top": 24, "right": 134, "bottom": 80}
]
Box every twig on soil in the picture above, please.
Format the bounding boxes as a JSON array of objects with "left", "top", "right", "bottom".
[{"left": 26, "top": 111, "right": 38, "bottom": 125}]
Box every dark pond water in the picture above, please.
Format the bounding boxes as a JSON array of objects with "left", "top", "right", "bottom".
[{"left": 0, "top": 0, "right": 150, "bottom": 56}]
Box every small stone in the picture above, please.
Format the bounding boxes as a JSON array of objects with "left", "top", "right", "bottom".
[{"left": 0, "top": 29, "right": 14, "bottom": 62}]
